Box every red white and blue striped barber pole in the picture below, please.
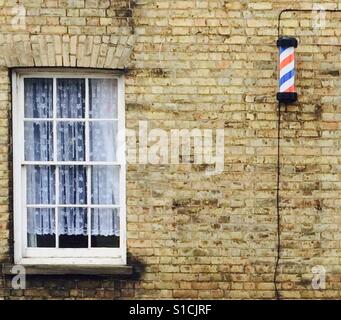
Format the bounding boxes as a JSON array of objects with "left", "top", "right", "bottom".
[{"left": 277, "top": 37, "right": 298, "bottom": 104}]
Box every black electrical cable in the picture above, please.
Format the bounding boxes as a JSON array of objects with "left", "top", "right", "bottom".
[
  {"left": 278, "top": 8, "right": 341, "bottom": 37},
  {"left": 274, "top": 103, "right": 281, "bottom": 300}
]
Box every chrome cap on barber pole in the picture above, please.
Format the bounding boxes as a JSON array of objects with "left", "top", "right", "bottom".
[{"left": 277, "top": 37, "right": 298, "bottom": 104}]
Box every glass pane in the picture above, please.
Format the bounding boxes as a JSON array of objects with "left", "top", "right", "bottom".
[
  {"left": 91, "top": 208, "right": 119, "bottom": 248},
  {"left": 57, "top": 122, "right": 85, "bottom": 161},
  {"left": 91, "top": 166, "right": 119, "bottom": 205},
  {"left": 58, "top": 207, "right": 88, "bottom": 248},
  {"left": 27, "top": 208, "right": 55, "bottom": 248},
  {"left": 90, "top": 121, "right": 117, "bottom": 162},
  {"left": 24, "top": 78, "right": 53, "bottom": 118},
  {"left": 57, "top": 79, "right": 85, "bottom": 118},
  {"left": 89, "top": 79, "right": 117, "bottom": 119},
  {"left": 59, "top": 166, "right": 87, "bottom": 204},
  {"left": 25, "top": 121, "right": 53, "bottom": 161},
  {"left": 26, "top": 166, "right": 55, "bottom": 204}
]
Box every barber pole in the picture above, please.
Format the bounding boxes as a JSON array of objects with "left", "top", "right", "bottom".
[{"left": 277, "top": 36, "right": 298, "bottom": 104}]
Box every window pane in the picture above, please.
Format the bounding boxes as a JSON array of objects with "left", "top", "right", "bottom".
[
  {"left": 26, "top": 166, "right": 55, "bottom": 204},
  {"left": 58, "top": 207, "right": 88, "bottom": 248},
  {"left": 59, "top": 166, "right": 87, "bottom": 204},
  {"left": 89, "top": 79, "right": 117, "bottom": 119},
  {"left": 25, "top": 121, "right": 53, "bottom": 161},
  {"left": 57, "top": 122, "right": 85, "bottom": 161},
  {"left": 57, "top": 79, "right": 85, "bottom": 118},
  {"left": 91, "top": 208, "right": 119, "bottom": 248},
  {"left": 90, "top": 121, "right": 117, "bottom": 161},
  {"left": 24, "top": 78, "right": 53, "bottom": 118},
  {"left": 91, "top": 166, "right": 119, "bottom": 205},
  {"left": 27, "top": 208, "right": 55, "bottom": 248}
]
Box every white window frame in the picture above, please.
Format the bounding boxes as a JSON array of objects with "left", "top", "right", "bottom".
[{"left": 12, "top": 69, "right": 126, "bottom": 266}]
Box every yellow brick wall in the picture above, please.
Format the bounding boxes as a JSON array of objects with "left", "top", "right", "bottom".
[{"left": 1, "top": 0, "right": 341, "bottom": 299}]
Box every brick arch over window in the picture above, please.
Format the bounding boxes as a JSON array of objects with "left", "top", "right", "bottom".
[{"left": 0, "top": 33, "right": 135, "bottom": 69}]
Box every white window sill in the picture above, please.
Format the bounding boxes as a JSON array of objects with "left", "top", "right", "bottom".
[{"left": 2, "top": 264, "right": 133, "bottom": 276}]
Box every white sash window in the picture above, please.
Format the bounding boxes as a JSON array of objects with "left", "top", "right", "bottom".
[{"left": 12, "top": 70, "right": 126, "bottom": 265}]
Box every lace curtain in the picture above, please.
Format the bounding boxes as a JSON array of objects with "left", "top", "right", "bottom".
[{"left": 25, "top": 78, "right": 120, "bottom": 243}]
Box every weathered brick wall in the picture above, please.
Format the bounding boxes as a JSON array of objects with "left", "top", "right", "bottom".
[{"left": 1, "top": 0, "right": 341, "bottom": 299}]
